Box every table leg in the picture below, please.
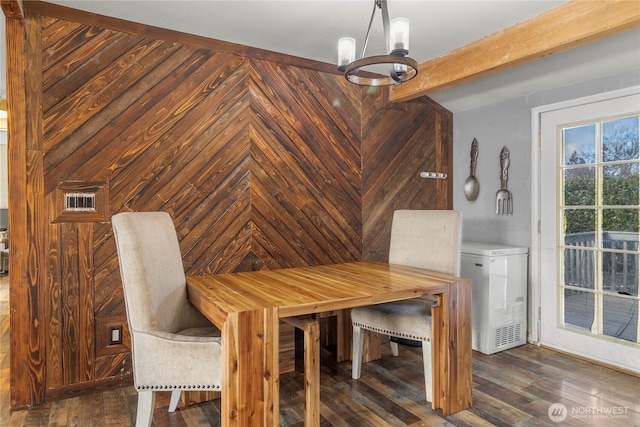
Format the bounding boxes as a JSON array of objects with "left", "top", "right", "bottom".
[
  {"left": 335, "top": 309, "right": 352, "bottom": 362},
  {"left": 222, "top": 308, "right": 279, "bottom": 426},
  {"left": 430, "top": 279, "right": 473, "bottom": 415},
  {"left": 283, "top": 316, "right": 320, "bottom": 426}
]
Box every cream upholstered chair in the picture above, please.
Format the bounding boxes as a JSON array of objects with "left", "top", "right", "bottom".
[
  {"left": 112, "top": 212, "right": 222, "bottom": 427},
  {"left": 351, "top": 210, "right": 462, "bottom": 402}
]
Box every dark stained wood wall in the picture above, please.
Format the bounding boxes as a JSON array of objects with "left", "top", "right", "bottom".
[
  {"left": 362, "top": 95, "right": 452, "bottom": 261},
  {"left": 7, "top": 4, "right": 452, "bottom": 408}
]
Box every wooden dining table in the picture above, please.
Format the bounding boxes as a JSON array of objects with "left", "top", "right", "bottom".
[{"left": 186, "top": 261, "right": 472, "bottom": 426}]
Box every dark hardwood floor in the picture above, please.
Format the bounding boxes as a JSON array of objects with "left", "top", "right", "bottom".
[{"left": 2, "top": 274, "right": 639, "bottom": 426}]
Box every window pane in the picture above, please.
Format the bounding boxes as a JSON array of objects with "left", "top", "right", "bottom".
[
  {"left": 564, "top": 209, "right": 595, "bottom": 238},
  {"left": 601, "top": 252, "right": 638, "bottom": 296},
  {"left": 603, "top": 163, "right": 639, "bottom": 205},
  {"left": 564, "top": 166, "right": 595, "bottom": 206},
  {"left": 564, "top": 289, "right": 594, "bottom": 331},
  {"left": 602, "top": 117, "right": 639, "bottom": 162},
  {"left": 602, "top": 209, "right": 640, "bottom": 234},
  {"left": 602, "top": 227, "right": 639, "bottom": 252},
  {"left": 603, "top": 295, "right": 638, "bottom": 343},
  {"left": 564, "top": 124, "right": 596, "bottom": 165},
  {"left": 564, "top": 248, "right": 595, "bottom": 289}
]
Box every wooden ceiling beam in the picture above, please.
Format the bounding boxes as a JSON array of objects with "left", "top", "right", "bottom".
[
  {"left": 1, "top": 0, "right": 24, "bottom": 19},
  {"left": 390, "top": 0, "right": 640, "bottom": 103}
]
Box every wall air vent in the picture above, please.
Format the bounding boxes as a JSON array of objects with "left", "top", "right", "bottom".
[
  {"left": 52, "top": 181, "right": 109, "bottom": 223},
  {"left": 65, "top": 193, "right": 96, "bottom": 212}
]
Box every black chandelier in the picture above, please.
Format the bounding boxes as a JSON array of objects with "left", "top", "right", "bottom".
[{"left": 337, "top": 0, "right": 418, "bottom": 86}]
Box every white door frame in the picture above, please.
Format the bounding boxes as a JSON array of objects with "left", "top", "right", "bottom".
[{"left": 530, "top": 85, "right": 640, "bottom": 346}]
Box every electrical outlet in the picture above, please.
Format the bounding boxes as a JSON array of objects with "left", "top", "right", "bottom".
[{"left": 108, "top": 325, "right": 123, "bottom": 345}]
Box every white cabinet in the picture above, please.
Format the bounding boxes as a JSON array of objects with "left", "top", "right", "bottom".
[{"left": 461, "top": 242, "right": 528, "bottom": 355}]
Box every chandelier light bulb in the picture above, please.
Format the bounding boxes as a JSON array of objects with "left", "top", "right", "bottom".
[
  {"left": 390, "top": 17, "right": 410, "bottom": 55},
  {"left": 338, "top": 37, "right": 356, "bottom": 71}
]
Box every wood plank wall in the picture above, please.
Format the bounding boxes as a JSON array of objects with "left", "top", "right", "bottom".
[
  {"left": 7, "top": 4, "right": 452, "bottom": 408},
  {"left": 362, "top": 94, "right": 452, "bottom": 261}
]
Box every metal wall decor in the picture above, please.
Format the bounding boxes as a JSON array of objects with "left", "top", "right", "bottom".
[
  {"left": 463, "top": 138, "right": 479, "bottom": 201},
  {"left": 495, "top": 146, "right": 513, "bottom": 214}
]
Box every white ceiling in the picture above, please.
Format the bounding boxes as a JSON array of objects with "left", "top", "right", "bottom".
[{"left": 33, "top": 1, "right": 640, "bottom": 112}]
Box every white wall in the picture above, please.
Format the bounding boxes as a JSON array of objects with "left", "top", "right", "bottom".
[{"left": 452, "top": 69, "right": 640, "bottom": 248}]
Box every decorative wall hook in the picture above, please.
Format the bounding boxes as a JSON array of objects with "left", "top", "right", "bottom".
[{"left": 420, "top": 171, "right": 447, "bottom": 179}]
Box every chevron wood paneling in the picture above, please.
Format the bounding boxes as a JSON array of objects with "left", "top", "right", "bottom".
[
  {"left": 9, "top": 6, "right": 452, "bottom": 405},
  {"left": 362, "top": 95, "right": 453, "bottom": 261},
  {"left": 39, "top": 16, "right": 366, "bottom": 395}
]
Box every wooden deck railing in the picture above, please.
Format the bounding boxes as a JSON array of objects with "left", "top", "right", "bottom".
[{"left": 564, "top": 232, "right": 638, "bottom": 295}]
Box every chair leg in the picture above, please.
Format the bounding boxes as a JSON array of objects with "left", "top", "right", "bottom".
[
  {"left": 389, "top": 339, "right": 399, "bottom": 356},
  {"left": 351, "top": 325, "right": 364, "bottom": 379},
  {"left": 168, "top": 390, "right": 181, "bottom": 412},
  {"left": 421, "top": 340, "right": 433, "bottom": 403},
  {"left": 136, "top": 390, "right": 155, "bottom": 427}
]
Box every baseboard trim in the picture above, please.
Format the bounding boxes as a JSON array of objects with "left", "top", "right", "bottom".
[
  {"left": 45, "top": 375, "right": 134, "bottom": 402},
  {"left": 539, "top": 344, "right": 640, "bottom": 378}
]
